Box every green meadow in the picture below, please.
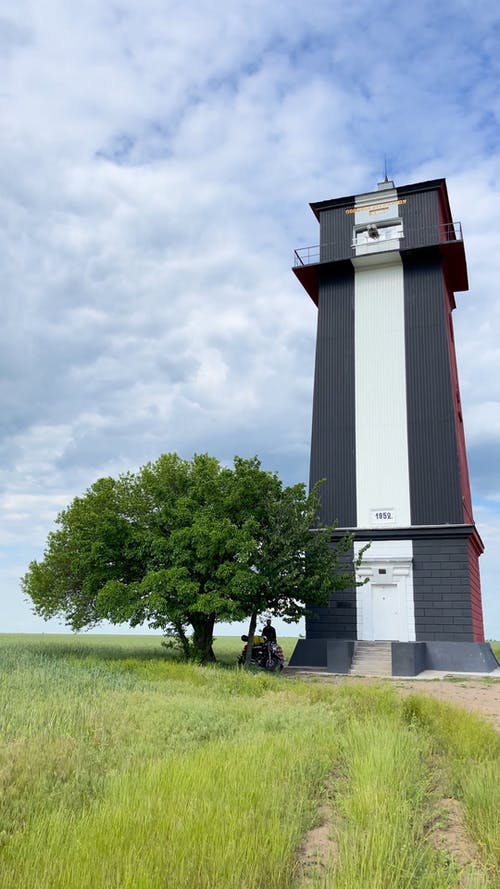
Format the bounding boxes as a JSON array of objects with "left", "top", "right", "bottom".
[{"left": 0, "top": 634, "right": 498, "bottom": 888}]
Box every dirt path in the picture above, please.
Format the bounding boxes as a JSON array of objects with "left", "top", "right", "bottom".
[
  {"left": 392, "top": 677, "right": 500, "bottom": 731},
  {"left": 285, "top": 669, "right": 500, "bottom": 731},
  {"left": 293, "top": 672, "right": 500, "bottom": 885},
  {"left": 339, "top": 675, "right": 500, "bottom": 731}
]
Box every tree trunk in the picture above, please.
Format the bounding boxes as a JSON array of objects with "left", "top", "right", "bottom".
[
  {"left": 191, "top": 614, "right": 216, "bottom": 663},
  {"left": 244, "top": 611, "right": 258, "bottom": 666},
  {"left": 174, "top": 621, "right": 191, "bottom": 659}
]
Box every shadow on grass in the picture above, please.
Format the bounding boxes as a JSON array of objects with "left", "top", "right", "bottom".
[
  {"left": 0, "top": 634, "right": 297, "bottom": 672},
  {"left": 0, "top": 633, "right": 251, "bottom": 670},
  {"left": 0, "top": 633, "right": 177, "bottom": 664}
]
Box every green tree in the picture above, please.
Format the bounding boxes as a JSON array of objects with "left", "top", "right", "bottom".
[{"left": 22, "top": 453, "right": 359, "bottom": 663}]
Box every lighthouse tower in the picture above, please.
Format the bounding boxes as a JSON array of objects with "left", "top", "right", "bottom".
[{"left": 290, "top": 178, "right": 497, "bottom": 675}]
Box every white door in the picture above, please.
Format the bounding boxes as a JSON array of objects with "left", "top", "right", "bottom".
[{"left": 371, "top": 583, "right": 405, "bottom": 640}]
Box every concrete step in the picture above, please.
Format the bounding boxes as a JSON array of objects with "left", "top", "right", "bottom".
[
  {"left": 351, "top": 652, "right": 391, "bottom": 661},
  {"left": 349, "top": 642, "right": 392, "bottom": 677},
  {"left": 351, "top": 653, "right": 391, "bottom": 660},
  {"left": 352, "top": 651, "right": 391, "bottom": 657},
  {"left": 352, "top": 643, "right": 391, "bottom": 650}
]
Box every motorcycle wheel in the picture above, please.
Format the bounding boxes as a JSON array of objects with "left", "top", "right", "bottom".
[{"left": 264, "top": 656, "right": 283, "bottom": 672}]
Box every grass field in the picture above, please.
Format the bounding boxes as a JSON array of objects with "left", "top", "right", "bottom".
[
  {"left": 489, "top": 639, "right": 499, "bottom": 661},
  {"left": 0, "top": 634, "right": 498, "bottom": 888}
]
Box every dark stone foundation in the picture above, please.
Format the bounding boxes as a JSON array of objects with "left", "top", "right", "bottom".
[{"left": 288, "top": 639, "right": 499, "bottom": 676}]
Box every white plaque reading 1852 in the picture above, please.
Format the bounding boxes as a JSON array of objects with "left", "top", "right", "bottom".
[{"left": 370, "top": 509, "right": 396, "bottom": 524}]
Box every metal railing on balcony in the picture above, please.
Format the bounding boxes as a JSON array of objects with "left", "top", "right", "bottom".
[
  {"left": 293, "top": 244, "right": 321, "bottom": 266},
  {"left": 293, "top": 221, "right": 463, "bottom": 267},
  {"left": 436, "top": 221, "right": 463, "bottom": 242}
]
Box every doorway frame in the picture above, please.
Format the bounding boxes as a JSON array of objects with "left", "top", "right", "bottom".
[{"left": 356, "top": 556, "right": 415, "bottom": 642}]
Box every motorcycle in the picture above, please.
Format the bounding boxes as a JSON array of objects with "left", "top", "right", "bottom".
[{"left": 238, "top": 638, "right": 284, "bottom": 671}]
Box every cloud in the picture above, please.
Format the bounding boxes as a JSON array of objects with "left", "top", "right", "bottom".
[{"left": 1, "top": 1, "right": 500, "bottom": 636}]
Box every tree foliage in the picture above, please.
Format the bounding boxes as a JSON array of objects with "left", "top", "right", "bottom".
[{"left": 23, "top": 454, "right": 358, "bottom": 662}]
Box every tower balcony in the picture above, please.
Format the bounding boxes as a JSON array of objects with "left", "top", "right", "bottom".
[{"left": 293, "top": 221, "right": 467, "bottom": 304}]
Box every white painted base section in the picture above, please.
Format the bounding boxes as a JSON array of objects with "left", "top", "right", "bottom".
[{"left": 355, "top": 540, "right": 416, "bottom": 642}]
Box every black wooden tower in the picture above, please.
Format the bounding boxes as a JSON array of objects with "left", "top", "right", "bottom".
[{"left": 289, "top": 178, "right": 497, "bottom": 675}]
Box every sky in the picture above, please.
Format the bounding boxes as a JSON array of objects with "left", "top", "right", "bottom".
[{"left": 1, "top": 0, "right": 499, "bottom": 639}]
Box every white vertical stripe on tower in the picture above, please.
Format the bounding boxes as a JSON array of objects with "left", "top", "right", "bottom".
[{"left": 353, "top": 253, "right": 411, "bottom": 528}]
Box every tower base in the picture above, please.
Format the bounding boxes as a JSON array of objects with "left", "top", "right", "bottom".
[{"left": 288, "top": 639, "right": 499, "bottom": 676}]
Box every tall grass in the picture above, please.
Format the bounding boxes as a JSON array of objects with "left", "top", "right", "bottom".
[
  {"left": 0, "top": 636, "right": 341, "bottom": 888},
  {"left": 489, "top": 640, "right": 500, "bottom": 661},
  {"left": 402, "top": 694, "right": 500, "bottom": 880},
  {"left": 0, "top": 636, "right": 498, "bottom": 888},
  {"left": 301, "top": 712, "right": 468, "bottom": 889},
  {"left": 1, "top": 726, "right": 340, "bottom": 889}
]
